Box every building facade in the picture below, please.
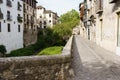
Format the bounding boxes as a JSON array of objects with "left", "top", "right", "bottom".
[
  {"left": 79, "top": 0, "right": 120, "bottom": 55},
  {"left": 36, "top": 6, "right": 59, "bottom": 29},
  {"left": 79, "top": 2, "right": 88, "bottom": 38},
  {"left": 22, "top": 0, "right": 38, "bottom": 46},
  {"left": 0, "top": 0, "right": 23, "bottom": 53}
]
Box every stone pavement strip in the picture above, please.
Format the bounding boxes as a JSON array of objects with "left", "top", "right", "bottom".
[{"left": 68, "top": 35, "right": 120, "bottom": 80}]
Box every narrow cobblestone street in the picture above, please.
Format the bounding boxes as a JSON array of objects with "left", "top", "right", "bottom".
[{"left": 68, "top": 35, "right": 120, "bottom": 80}]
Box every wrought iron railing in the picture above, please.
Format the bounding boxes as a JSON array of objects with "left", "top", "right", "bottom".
[
  {"left": 109, "top": 0, "right": 118, "bottom": 3},
  {"left": 0, "top": 13, "right": 3, "bottom": 19},
  {"left": 7, "top": 15, "right": 12, "bottom": 21},
  {"left": 0, "top": 0, "right": 3, "bottom": 3},
  {"left": 17, "top": 16, "right": 22, "bottom": 23},
  {"left": 6, "top": 0, "right": 12, "bottom": 7}
]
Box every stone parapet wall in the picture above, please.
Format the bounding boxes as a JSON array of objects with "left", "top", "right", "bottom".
[{"left": 0, "top": 36, "right": 73, "bottom": 80}]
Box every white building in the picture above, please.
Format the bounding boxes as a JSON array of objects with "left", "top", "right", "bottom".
[
  {"left": 0, "top": 0, "right": 23, "bottom": 53},
  {"left": 36, "top": 6, "right": 59, "bottom": 28}
]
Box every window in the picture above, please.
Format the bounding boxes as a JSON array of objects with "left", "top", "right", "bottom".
[
  {"left": 34, "top": 25, "right": 35, "bottom": 31},
  {"left": 7, "top": 11, "right": 10, "bottom": 15},
  {"left": 117, "top": 13, "right": 120, "bottom": 46},
  {"left": 44, "top": 26, "right": 46, "bottom": 28},
  {"left": 0, "top": 0, "right": 3, "bottom": 3},
  {"left": 40, "top": 16, "right": 42, "bottom": 18},
  {"left": 0, "top": 8, "right": 3, "bottom": 19},
  {"left": 7, "top": 11, "right": 12, "bottom": 20},
  {"left": 100, "top": 19, "right": 103, "bottom": 41},
  {"left": 18, "top": 25, "right": 20, "bottom": 32},
  {"left": 40, "top": 21, "right": 42, "bottom": 28},
  {"left": 24, "top": 14, "right": 25, "bottom": 22},
  {"left": 44, "top": 21, "right": 46, "bottom": 25},
  {"left": 49, "top": 13, "right": 51, "bottom": 17},
  {"left": 8, "top": 23, "right": 10, "bottom": 32},
  {"left": 6, "top": 0, "right": 12, "bottom": 7},
  {"left": 18, "top": 2, "right": 22, "bottom": 11},
  {"left": 0, "top": 22, "right": 1, "bottom": 32},
  {"left": 27, "top": 6, "right": 28, "bottom": 10},
  {"left": 49, "top": 20, "right": 51, "bottom": 23}
]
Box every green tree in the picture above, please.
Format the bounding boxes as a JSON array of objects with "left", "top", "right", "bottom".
[
  {"left": 53, "top": 23, "right": 72, "bottom": 41},
  {"left": 0, "top": 45, "right": 6, "bottom": 56},
  {"left": 53, "top": 9, "right": 80, "bottom": 41},
  {"left": 59, "top": 9, "right": 79, "bottom": 24}
]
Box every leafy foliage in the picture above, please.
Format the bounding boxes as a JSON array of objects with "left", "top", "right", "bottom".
[
  {"left": 38, "top": 46, "right": 63, "bottom": 55},
  {"left": 53, "top": 23, "right": 72, "bottom": 41},
  {"left": 37, "top": 28, "right": 66, "bottom": 47},
  {"left": 59, "top": 9, "right": 79, "bottom": 23},
  {"left": 53, "top": 9, "right": 80, "bottom": 41},
  {"left": 7, "top": 46, "right": 34, "bottom": 57},
  {"left": 0, "top": 45, "right": 6, "bottom": 54}
]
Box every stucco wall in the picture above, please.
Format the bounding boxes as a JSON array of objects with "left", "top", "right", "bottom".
[{"left": 0, "top": 36, "right": 73, "bottom": 80}]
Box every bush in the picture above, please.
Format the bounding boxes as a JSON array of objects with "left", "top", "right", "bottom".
[
  {"left": 38, "top": 46, "right": 63, "bottom": 55},
  {"left": 7, "top": 46, "right": 35, "bottom": 57},
  {"left": 7, "top": 28, "right": 65, "bottom": 57},
  {"left": 0, "top": 45, "right": 6, "bottom": 55},
  {"left": 37, "top": 28, "right": 66, "bottom": 47}
]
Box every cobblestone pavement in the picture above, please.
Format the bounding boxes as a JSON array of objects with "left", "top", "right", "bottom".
[{"left": 68, "top": 35, "right": 120, "bottom": 80}]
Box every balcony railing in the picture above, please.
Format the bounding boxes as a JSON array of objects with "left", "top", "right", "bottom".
[
  {"left": 7, "top": 15, "right": 12, "bottom": 21},
  {"left": 0, "top": 13, "right": 3, "bottom": 19},
  {"left": 109, "top": 0, "right": 118, "bottom": 3},
  {"left": 24, "top": 8, "right": 26, "bottom": 13},
  {"left": 27, "top": 19, "right": 30, "bottom": 25},
  {"left": 0, "top": 0, "right": 3, "bottom": 3},
  {"left": 31, "top": 19, "right": 34, "bottom": 23},
  {"left": 18, "top": 2, "right": 22, "bottom": 11},
  {"left": 17, "top": 16, "right": 22, "bottom": 23},
  {"left": 6, "top": 0, "right": 12, "bottom": 7},
  {"left": 84, "top": 4, "right": 88, "bottom": 10},
  {"left": 96, "top": 0, "right": 103, "bottom": 14}
]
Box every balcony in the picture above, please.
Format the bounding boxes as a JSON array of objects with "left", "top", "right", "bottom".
[
  {"left": 31, "top": 19, "right": 34, "bottom": 23},
  {"left": 7, "top": 15, "right": 12, "bottom": 21},
  {"left": 96, "top": 0, "right": 103, "bottom": 14},
  {"left": 89, "top": 15, "right": 96, "bottom": 22},
  {"left": 0, "top": 0, "right": 3, "bottom": 3},
  {"left": 6, "top": 0, "right": 12, "bottom": 7},
  {"left": 109, "top": 0, "right": 118, "bottom": 3},
  {"left": 24, "top": 29, "right": 28, "bottom": 33},
  {"left": 0, "top": 13, "right": 3, "bottom": 19},
  {"left": 17, "top": 16, "right": 22, "bottom": 23},
  {"left": 84, "top": 4, "right": 88, "bottom": 10},
  {"left": 24, "top": 8, "right": 26, "bottom": 13},
  {"left": 18, "top": 2, "right": 22, "bottom": 11},
  {"left": 96, "top": 10, "right": 103, "bottom": 14},
  {"left": 27, "top": 19, "right": 30, "bottom": 25}
]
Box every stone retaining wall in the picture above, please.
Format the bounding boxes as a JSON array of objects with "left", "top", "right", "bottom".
[{"left": 0, "top": 36, "right": 73, "bottom": 80}]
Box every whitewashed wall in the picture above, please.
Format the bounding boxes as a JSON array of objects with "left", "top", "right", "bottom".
[{"left": 0, "top": 0, "right": 23, "bottom": 53}]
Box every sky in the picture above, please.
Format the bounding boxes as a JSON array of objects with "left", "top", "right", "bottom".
[{"left": 37, "top": 0, "right": 83, "bottom": 16}]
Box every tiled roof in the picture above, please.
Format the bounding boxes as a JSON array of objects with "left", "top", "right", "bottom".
[
  {"left": 45, "top": 10, "right": 53, "bottom": 13},
  {"left": 37, "top": 5, "right": 45, "bottom": 9}
]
